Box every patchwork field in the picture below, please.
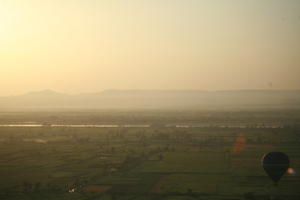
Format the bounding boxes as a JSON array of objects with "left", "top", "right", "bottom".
[{"left": 0, "top": 111, "right": 299, "bottom": 200}]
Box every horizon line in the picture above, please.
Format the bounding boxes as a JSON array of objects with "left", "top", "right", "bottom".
[{"left": 2, "top": 88, "right": 300, "bottom": 97}]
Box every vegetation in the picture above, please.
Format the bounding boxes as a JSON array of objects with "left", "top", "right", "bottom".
[{"left": 0, "top": 111, "right": 299, "bottom": 200}]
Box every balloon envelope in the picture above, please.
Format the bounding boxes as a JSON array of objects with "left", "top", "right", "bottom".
[{"left": 262, "top": 152, "right": 289, "bottom": 184}]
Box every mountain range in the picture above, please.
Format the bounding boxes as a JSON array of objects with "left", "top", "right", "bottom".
[{"left": 0, "top": 89, "right": 300, "bottom": 111}]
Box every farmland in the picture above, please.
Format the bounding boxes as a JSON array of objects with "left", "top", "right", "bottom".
[{"left": 0, "top": 110, "right": 299, "bottom": 200}]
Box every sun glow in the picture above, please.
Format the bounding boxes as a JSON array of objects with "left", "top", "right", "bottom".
[
  {"left": 0, "top": 1, "right": 300, "bottom": 96},
  {"left": 287, "top": 168, "right": 296, "bottom": 175}
]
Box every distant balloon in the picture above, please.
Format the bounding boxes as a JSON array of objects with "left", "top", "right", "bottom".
[{"left": 262, "top": 152, "right": 289, "bottom": 185}]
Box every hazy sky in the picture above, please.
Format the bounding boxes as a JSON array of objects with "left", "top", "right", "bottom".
[{"left": 0, "top": 0, "right": 299, "bottom": 96}]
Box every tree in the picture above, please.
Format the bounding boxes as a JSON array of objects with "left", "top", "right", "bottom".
[{"left": 158, "top": 154, "right": 164, "bottom": 161}]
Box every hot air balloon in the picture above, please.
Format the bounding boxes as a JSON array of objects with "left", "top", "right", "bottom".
[{"left": 262, "top": 152, "right": 289, "bottom": 186}]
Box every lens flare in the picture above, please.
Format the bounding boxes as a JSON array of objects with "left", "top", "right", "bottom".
[
  {"left": 287, "top": 168, "right": 296, "bottom": 175},
  {"left": 231, "top": 133, "right": 246, "bottom": 153}
]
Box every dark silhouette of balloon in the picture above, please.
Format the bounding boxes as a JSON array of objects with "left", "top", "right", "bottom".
[{"left": 262, "top": 152, "right": 289, "bottom": 185}]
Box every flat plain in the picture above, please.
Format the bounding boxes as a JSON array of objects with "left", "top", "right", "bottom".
[{"left": 0, "top": 110, "right": 299, "bottom": 200}]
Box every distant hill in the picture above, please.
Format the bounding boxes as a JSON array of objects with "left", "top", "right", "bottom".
[{"left": 0, "top": 89, "right": 300, "bottom": 111}]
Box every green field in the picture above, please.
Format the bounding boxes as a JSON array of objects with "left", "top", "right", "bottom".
[{"left": 0, "top": 111, "right": 299, "bottom": 200}]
